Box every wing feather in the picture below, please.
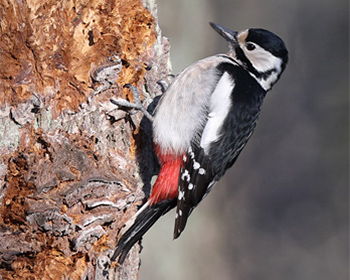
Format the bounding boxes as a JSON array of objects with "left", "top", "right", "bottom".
[
  {"left": 174, "top": 147, "right": 214, "bottom": 239},
  {"left": 173, "top": 66, "right": 236, "bottom": 239}
]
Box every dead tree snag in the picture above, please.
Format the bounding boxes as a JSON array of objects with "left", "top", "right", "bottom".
[{"left": 0, "top": 0, "right": 170, "bottom": 279}]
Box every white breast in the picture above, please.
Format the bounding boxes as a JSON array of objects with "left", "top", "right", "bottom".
[{"left": 153, "top": 55, "right": 235, "bottom": 155}]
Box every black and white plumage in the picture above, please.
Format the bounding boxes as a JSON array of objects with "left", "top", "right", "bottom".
[{"left": 112, "top": 22, "right": 288, "bottom": 263}]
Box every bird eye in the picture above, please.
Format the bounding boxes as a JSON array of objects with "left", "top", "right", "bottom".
[{"left": 246, "top": 43, "right": 256, "bottom": 51}]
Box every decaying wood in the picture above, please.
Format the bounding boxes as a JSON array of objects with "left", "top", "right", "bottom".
[{"left": 0, "top": 0, "right": 170, "bottom": 279}]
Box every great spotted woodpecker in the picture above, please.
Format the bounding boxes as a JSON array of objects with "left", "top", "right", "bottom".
[{"left": 111, "top": 22, "right": 288, "bottom": 264}]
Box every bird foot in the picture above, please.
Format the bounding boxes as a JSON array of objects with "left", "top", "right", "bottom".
[{"left": 110, "top": 84, "right": 154, "bottom": 122}]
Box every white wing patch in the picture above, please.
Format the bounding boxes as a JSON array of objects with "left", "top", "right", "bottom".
[{"left": 200, "top": 72, "right": 234, "bottom": 153}]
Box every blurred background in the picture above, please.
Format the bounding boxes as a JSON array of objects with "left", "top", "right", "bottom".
[{"left": 140, "top": 0, "right": 349, "bottom": 279}]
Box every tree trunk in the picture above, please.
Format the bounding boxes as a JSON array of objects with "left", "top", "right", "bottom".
[{"left": 0, "top": 0, "right": 170, "bottom": 279}]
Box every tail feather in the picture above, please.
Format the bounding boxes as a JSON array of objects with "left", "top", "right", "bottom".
[{"left": 111, "top": 199, "right": 176, "bottom": 264}]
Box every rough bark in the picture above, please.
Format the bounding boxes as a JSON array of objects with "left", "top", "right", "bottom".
[{"left": 0, "top": 0, "right": 170, "bottom": 279}]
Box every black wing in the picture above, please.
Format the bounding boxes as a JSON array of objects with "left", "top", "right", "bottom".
[
  {"left": 174, "top": 146, "right": 215, "bottom": 239},
  {"left": 173, "top": 61, "right": 266, "bottom": 239}
]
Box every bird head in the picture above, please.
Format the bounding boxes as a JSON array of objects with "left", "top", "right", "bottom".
[{"left": 210, "top": 22, "right": 288, "bottom": 91}]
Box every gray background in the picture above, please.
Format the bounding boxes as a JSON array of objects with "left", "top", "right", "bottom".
[{"left": 140, "top": 0, "right": 349, "bottom": 279}]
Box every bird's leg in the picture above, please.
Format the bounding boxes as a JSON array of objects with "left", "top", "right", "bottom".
[{"left": 110, "top": 84, "right": 154, "bottom": 122}]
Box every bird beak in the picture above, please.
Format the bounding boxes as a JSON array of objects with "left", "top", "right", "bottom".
[{"left": 209, "top": 22, "right": 238, "bottom": 44}]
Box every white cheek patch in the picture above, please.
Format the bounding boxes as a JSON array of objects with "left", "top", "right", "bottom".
[
  {"left": 246, "top": 46, "right": 282, "bottom": 74},
  {"left": 241, "top": 44, "right": 283, "bottom": 90},
  {"left": 200, "top": 72, "right": 234, "bottom": 153}
]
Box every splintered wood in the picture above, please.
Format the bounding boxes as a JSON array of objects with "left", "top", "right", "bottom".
[{"left": 0, "top": 0, "right": 156, "bottom": 114}]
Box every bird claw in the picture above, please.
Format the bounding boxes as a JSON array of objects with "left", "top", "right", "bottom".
[
  {"left": 156, "top": 74, "right": 175, "bottom": 93},
  {"left": 110, "top": 84, "right": 154, "bottom": 122}
]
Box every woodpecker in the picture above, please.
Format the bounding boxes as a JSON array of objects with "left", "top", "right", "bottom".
[{"left": 111, "top": 22, "right": 288, "bottom": 264}]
